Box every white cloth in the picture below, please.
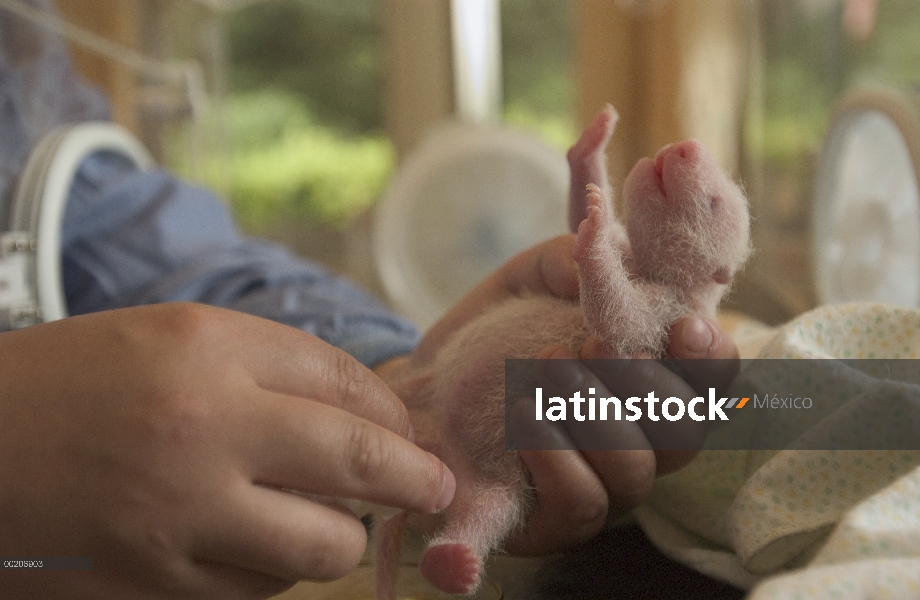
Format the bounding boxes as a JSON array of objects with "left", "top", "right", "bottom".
[{"left": 635, "top": 303, "right": 920, "bottom": 598}]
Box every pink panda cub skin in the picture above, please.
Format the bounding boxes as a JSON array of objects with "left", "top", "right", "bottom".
[
  {"left": 375, "top": 105, "right": 751, "bottom": 598},
  {"left": 575, "top": 110, "right": 751, "bottom": 356}
]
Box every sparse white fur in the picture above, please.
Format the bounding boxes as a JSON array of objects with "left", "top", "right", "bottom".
[{"left": 375, "top": 108, "right": 751, "bottom": 599}]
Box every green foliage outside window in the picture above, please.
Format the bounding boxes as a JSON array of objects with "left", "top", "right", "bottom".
[
  {"left": 175, "top": 0, "right": 574, "bottom": 230},
  {"left": 221, "top": 92, "right": 394, "bottom": 228}
]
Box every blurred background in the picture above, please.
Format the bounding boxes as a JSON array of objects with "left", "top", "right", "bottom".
[{"left": 40, "top": 0, "right": 920, "bottom": 326}]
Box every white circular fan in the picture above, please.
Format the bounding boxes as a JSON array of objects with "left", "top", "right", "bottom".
[
  {"left": 2, "top": 122, "right": 154, "bottom": 328},
  {"left": 374, "top": 123, "right": 569, "bottom": 328},
  {"left": 813, "top": 88, "right": 920, "bottom": 307},
  {"left": 373, "top": 0, "right": 570, "bottom": 327}
]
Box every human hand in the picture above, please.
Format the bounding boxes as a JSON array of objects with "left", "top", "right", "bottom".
[
  {"left": 408, "top": 234, "right": 581, "bottom": 368},
  {"left": 382, "top": 233, "right": 738, "bottom": 557},
  {"left": 0, "top": 303, "right": 455, "bottom": 599},
  {"left": 506, "top": 315, "right": 739, "bottom": 555}
]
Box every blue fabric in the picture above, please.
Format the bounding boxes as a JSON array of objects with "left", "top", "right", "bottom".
[
  {"left": 60, "top": 152, "right": 420, "bottom": 367},
  {"left": 0, "top": 0, "right": 109, "bottom": 214},
  {"left": 0, "top": 1, "right": 420, "bottom": 367}
]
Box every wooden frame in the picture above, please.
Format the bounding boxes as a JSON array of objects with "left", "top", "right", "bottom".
[
  {"left": 54, "top": 0, "right": 141, "bottom": 132},
  {"left": 380, "top": 0, "right": 453, "bottom": 161},
  {"left": 575, "top": 0, "right": 750, "bottom": 188}
]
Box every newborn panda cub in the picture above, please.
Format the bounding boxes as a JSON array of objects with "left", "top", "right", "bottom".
[{"left": 375, "top": 106, "right": 751, "bottom": 599}]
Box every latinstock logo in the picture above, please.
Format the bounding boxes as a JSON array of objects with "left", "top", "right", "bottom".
[{"left": 533, "top": 388, "right": 752, "bottom": 423}]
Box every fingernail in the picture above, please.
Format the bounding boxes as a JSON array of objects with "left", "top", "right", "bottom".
[
  {"left": 544, "top": 350, "right": 583, "bottom": 389},
  {"left": 683, "top": 317, "right": 714, "bottom": 354},
  {"left": 435, "top": 465, "right": 456, "bottom": 513},
  {"left": 407, "top": 423, "right": 416, "bottom": 444}
]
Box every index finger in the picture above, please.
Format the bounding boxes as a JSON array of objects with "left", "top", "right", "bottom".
[
  {"left": 246, "top": 391, "right": 455, "bottom": 515},
  {"left": 209, "top": 307, "right": 414, "bottom": 438}
]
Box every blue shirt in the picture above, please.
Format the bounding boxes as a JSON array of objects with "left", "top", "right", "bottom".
[
  {"left": 0, "top": 7, "right": 420, "bottom": 367},
  {"left": 59, "top": 151, "right": 421, "bottom": 367}
]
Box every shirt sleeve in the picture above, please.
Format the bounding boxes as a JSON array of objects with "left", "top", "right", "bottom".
[{"left": 60, "top": 150, "right": 420, "bottom": 367}]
